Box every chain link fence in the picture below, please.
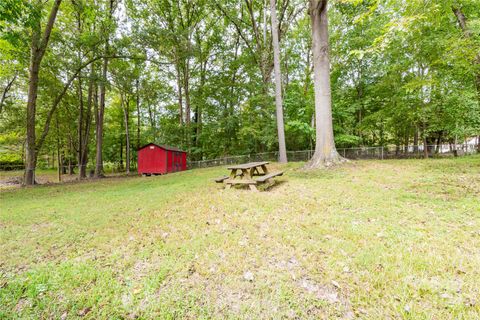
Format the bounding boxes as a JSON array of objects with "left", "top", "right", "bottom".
[{"left": 188, "top": 144, "right": 479, "bottom": 169}]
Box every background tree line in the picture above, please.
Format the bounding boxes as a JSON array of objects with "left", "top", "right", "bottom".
[{"left": 0, "top": 0, "right": 479, "bottom": 183}]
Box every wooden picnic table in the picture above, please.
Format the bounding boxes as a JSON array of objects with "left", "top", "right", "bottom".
[{"left": 215, "top": 161, "right": 283, "bottom": 191}]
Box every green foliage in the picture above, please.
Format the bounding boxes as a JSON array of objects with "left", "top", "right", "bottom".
[{"left": 0, "top": 0, "right": 478, "bottom": 169}]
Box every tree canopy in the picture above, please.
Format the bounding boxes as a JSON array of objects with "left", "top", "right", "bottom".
[{"left": 0, "top": 0, "right": 479, "bottom": 178}]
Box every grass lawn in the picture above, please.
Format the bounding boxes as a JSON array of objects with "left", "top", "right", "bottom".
[
  {"left": 0, "top": 169, "right": 127, "bottom": 189},
  {"left": 1, "top": 156, "right": 479, "bottom": 319}
]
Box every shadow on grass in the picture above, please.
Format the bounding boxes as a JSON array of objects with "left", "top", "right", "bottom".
[
  {"left": 259, "top": 179, "right": 288, "bottom": 192},
  {"left": 289, "top": 167, "right": 340, "bottom": 180},
  {"left": 214, "top": 179, "right": 288, "bottom": 192}
]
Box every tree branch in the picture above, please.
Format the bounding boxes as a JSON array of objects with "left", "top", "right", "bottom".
[
  {"left": 35, "top": 54, "right": 171, "bottom": 153},
  {"left": 452, "top": 7, "right": 469, "bottom": 36},
  {"left": 38, "top": 0, "right": 63, "bottom": 58},
  {"left": 0, "top": 74, "right": 17, "bottom": 114},
  {"left": 213, "top": 0, "right": 259, "bottom": 65}
]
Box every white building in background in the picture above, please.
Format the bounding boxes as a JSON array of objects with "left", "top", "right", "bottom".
[{"left": 466, "top": 136, "right": 478, "bottom": 146}]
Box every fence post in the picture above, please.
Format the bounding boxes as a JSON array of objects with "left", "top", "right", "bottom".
[{"left": 381, "top": 146, "right": 384, "bottom": 160}]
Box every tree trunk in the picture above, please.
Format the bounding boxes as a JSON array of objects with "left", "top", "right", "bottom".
[
  {"left": 76, "top": 13, "right": 85, "bottom": 178},
  {"left": 56, "top": 114, "right": 61, "bottom": 182},
  {"left": 305, "top": 0, "right": 342, "bottom": 168},
  {"left": 0, "top": 74, "right": 17, "bottom": 114},
  {"left": 79, "top": 64, "right": 95, "bottom": 179},
  {"left": 94, "top": 0, "right": 114, "bottom": 178},
  {"left": 136, "top": 78, "right": 141, "bottom": 150},
  {"left": 413, "top": 125, "right": 419, "bottom": 153},
  {"left": 184, "top": 60, "right": 191, "bottom": 125},
  {"left": 423, "top": 123, "right": 429, "bottom": 159},
  {"left": 25, "top": 48, "right": 41, "bottom": 185},
  {"left": 403, "top": 130, "right": 409, "bottom": 154},
  {"left": 119, "top": 138, "right": 123, "bottom": 169},
  {"left": 77, "top": 76, "right": 84, "bottom": 177},
  {"left": 68, "top": 137, "right": 75, "bottom": 175},
  {"left": 176, "top": 63, "right": 183, "bottom": 125},
  {"left": 148, "top": 104, "right": 156, "bottom": 140},
  {"left": 93, "top": 80, "right": 100, "bottom": 172},
  {"left": 95, "top": 55, "right": 107, "bottom": 177},
  {"left": 435, "top": 132, "right": 442, "bottom": 154},
  {"left": 194, "top": 58, "right": 207, "bottom": 154},
  {"left": 270, "top": 0, "right": 288, "bottom": 163},
  {"left": 69, "top": 160, "right": 74, "bottom": 175},
  {"left": 24, "top": 0, "right": 62, "bottom": 186},
  {"left": 122, "top": 94, "right": 130, "bottom": 175}
]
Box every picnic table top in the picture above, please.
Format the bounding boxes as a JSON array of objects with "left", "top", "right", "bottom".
[{"left": 227, "top": 161, "right": 269, "bottom": 170}]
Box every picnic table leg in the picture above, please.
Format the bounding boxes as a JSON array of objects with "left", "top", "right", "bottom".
[
  {"left": 243, "top": 169, "right": 259, "bottom": 191},
  {"left": 241, "top": 169, "right": 249, "bottom": 180},
  {"left": 261, "top": 164, "right": 269, "bottom": 175},
  {"left": 225, "top": 169, "right": 237, "bottom": 190},
  {"left": 229, "top": 168, "right": 237, "bottom": 179}
]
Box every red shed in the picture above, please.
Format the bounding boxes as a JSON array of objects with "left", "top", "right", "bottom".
[{"left": 137, "top": 143, "right": 187, "bottom": 175}]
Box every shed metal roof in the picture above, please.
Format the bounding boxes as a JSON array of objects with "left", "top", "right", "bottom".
[{"left": 138, "top": 143, "right": 186, "bottom": 153}]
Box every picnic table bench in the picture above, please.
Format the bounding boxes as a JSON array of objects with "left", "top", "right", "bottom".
[{"left": 215, "top": 161, "right": 283, "bottom": 191}]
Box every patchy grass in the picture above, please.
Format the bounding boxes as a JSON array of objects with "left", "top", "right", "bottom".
[
  {"left": 1, "top": 156, "right": 479, "bottom": 319},
  {"left": 0, "top": 169, "right": 129, "bottom": 190}
]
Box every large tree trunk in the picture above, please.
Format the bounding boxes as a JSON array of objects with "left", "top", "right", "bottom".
[
  {"left": 24, "top": 0, "right": 62, "bottom": 186},
  {"left": 270, "top": 0, "right": 287, "bottom": 163},
  {"left": 25, "top": 45, "right": 41, "bottom": 185},
  {"left": 305, "top": 0, "right": 342, "bottom": 168}
]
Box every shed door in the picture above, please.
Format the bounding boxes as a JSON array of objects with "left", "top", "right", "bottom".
[
  {"left": 167, "top": 151, "right": 173, "bottom": 172},
  {"left": 174, "top": 152, "right": 180, "bottom": 172}
]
